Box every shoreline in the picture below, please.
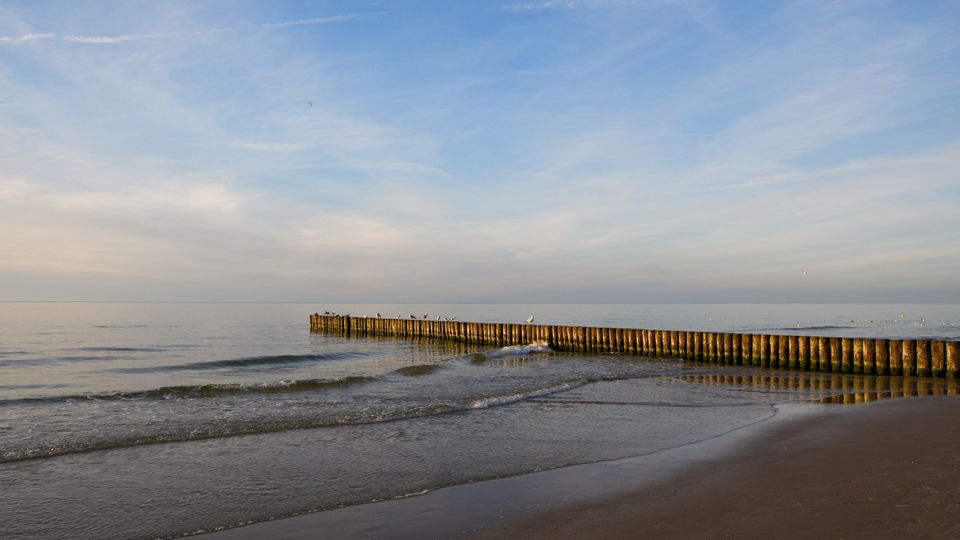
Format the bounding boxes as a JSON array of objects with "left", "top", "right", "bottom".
[
  {"left": 199, "top": 395, "right": 814, "bottom": 539},
  {"left": 201, "top": 395, "right": 960, "bottom": 539},
  {"left": 478, "top": 395, "right": 960, "bottom": 539}
]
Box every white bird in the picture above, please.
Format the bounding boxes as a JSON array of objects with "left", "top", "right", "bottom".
[
  {"left": 437, "top": 315, "right": 442, "bottom": 321},
  {"left": 525, "top": 315, "right": 535, "bottom": 324},
  {"left": 422, "top": 313, "right": 429, "bottom": 319}
]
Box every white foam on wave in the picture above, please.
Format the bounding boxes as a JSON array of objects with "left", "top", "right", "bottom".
[
  {"left": 484, "top": 341, "right": 553, "bottom": 359},
  {"left": 468, "top": 379, "right": 586, "bottom": 410}
]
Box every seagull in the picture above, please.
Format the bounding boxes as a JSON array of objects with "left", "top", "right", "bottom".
[
  {"left": 410, "top": 314, "right": 417, "bottom": 319},
  {"left": 422, "top": 313, "right": 429, "bottom": 319},
  {"left": 376, "top": 313, "right": 382, "bottom": 318},
  {"left": 308, "top": 102, "right": 313, "bottom": 106},
  {"left": 525, "top": 315, "right": 535, "bottom": 324},
  {"left": 437, "top": 315, "right": 442, "bottom": 321},
  {"left": 323, "top": 310, "right": 331, "bottom": 315}
]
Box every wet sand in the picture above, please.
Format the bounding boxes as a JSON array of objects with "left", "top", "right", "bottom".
[
  {"left": 479, "top": 395, "right": 960, "bottom": 539},
  {"left": 203, "top": 395, "right": 960, "bottom": 539}
]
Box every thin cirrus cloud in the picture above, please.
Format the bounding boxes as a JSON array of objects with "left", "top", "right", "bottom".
[
  {"left": 0, "top": 1, "right": 958, "bottom": 302},
  {"left": 0, "top": 13, "right": 372, "bottom": 45},
  {"left": 497, "top": 0, "right": 639, "bottom": 12}
]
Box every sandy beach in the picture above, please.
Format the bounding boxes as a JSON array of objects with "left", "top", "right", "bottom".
[
  {"left": 479, "top": 395, "right": 960, "bottom": 540},
  {"left": 203, "top": 394, "right": 960, "bottom": 539}
]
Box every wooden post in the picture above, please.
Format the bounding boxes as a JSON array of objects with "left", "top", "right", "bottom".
[
  {"left": 888, "top": 340, "right": 902, "bottom": 376},
  {"left": 777, "top": 335, "right": 788, "bottom": 369},
  {"left": 902, "top": 340, "right": 916, "bottom": 377},
  {"left": 862, "top": 338, "right": 875, "bottom": 375},
  {"left": 816, "top": 337, "right": 828, "bottom": 372},
  {"left": 875, "top": 339, "right": 889, "bottom": 376},
  {"left": 809, "top": 337, "right": 819, "bottom": 371},
  {"left": 798, "top": 336, "right": 809, "bottom": 370},
  {"left": 931, "top": 340, "right": 946, "bottom": 379},
  {"left": 828, "top": 338, "right": 840, "bottom": 372},
  {"left": 916, "top": 339, "right": 931, "bottom": 377},
  {"left": 853, "top": 338, "right": 863, "bottom": 374},
  {"left": 760, "top": 335, "right": 770, "bottom": 368},
  {"left": 788, "top": 335, "right": 798, "bottom": 370},
  {"left": 841, "top": 338, "right": 853, "bottom": 373},
  {"left": 947, "top": 341, "right": 960, "bottom": 379}
]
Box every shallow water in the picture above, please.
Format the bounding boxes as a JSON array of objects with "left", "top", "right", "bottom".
[{"left": 1, "top": 302, "right": 957, "bottom": 539}]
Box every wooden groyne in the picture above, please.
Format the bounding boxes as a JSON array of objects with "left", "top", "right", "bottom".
[{"left": 309, "top": 314, "right": 960, "bottom": 379}]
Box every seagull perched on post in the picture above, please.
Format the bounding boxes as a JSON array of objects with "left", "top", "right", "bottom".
[{"left": 525, "top": 315, "right": 535, "bottom": 324}]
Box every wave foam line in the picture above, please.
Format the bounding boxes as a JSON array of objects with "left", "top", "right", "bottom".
[
  {"left": 469, "top": 378, "right": 588, "bottom": 409},
  {"left": 476, "top": 341, "right": 553, "bottom": 361},
  {"left": 113, "top": 351, "right": 369, "bottom": 373},
  {"left": 2, "top": 378, "right": 600, "bottom": 463},
  {"left": 0, "top": 376, "right": 375, "bottom": 407}
]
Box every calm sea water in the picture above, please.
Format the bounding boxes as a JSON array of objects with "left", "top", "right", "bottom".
[{"left": 1, "top": 303, "right": 957, "bottom": 539}]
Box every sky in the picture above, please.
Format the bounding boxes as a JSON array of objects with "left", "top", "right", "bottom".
[{"left": 1, "top": 0, "right": 958, "bottom": 303}]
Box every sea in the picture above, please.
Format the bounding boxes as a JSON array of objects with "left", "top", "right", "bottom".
[{"left": 2, "top": 302, "right": 958, "bottom": 539}]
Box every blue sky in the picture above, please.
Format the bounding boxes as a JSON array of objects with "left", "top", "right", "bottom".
[{"left": 1, "top": 0, "right": 958, "bottom": 302}]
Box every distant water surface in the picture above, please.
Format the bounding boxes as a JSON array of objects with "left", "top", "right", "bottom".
[{"left": 0, "top": 302, "right": 956, "bottom": 539}]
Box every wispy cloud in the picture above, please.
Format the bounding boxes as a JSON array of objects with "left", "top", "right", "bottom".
[
  {"left": 0, "top": 14, "right": 372, "bottom": 45},
  {"left": 61, "top": 32, "right": 181, "bottom": 44},
  {"left": 238, "top": 142, "right": 313, "bottom": 153},
  {"left": 0, "top": 32, "right": 56, "bottom": 43},
  {"left": 498, "top": 0, "right": 653, "bottom": 13},
  {"left": 1, "top": 1, "right": 957, "bottom": 302}
]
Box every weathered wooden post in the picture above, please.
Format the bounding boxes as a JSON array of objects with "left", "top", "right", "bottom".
[
  {"left": 840, "top": 338, "right": 852, "bottom": 373},
  {"left": 902, "top": 340, "right": 916, "bottom": 377},
  {"left": 815, "top": 337, "right": 827, "bottom": 371},
  {"left": 946, "top": 341, "right": 959, "bottom": 379},
  {"left": 853, "top": 338, "right": 864, "bottom": 373},
  {"left": 916, "top": 339, "right": 931, "bottom": 377},
  {"left": 776, "top": 335, "right": 788, "bottom": 369},
  {"left": 758, "top": 335, "right": 769, "bottom": 368},
  {"left": 786, "top": 335, "right": 797, "bottom": 370},
  {"left": 829, "top": 338, "right": 840, "bottom": 372},
  {"left": 875, "top": 339, "right": 888, "bottom": 376},
  {"left": 888, "top": 339, "right": 902, "bottom": 376},
  {"left": 743, "top": 334, "right": 752, "bottom": 366},
  {"left": 862, "top": 339, "right": 875, "bottom": 375},
  {"left": 932, "top": 340, "right": 946, "bottom": 379}
]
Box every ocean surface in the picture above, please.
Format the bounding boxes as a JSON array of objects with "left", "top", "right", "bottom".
[{"left": 2, "top": 303, "right": 958, "bottom": 539}]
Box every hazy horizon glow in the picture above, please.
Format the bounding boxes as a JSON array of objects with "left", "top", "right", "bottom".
[{"left": 2, "top": 1, "right": 958, "bottom": 303}]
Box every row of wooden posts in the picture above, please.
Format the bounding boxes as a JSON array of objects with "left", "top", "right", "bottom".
[{"left": 309, "top": 314, "right": 960, "bottom": 379}]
